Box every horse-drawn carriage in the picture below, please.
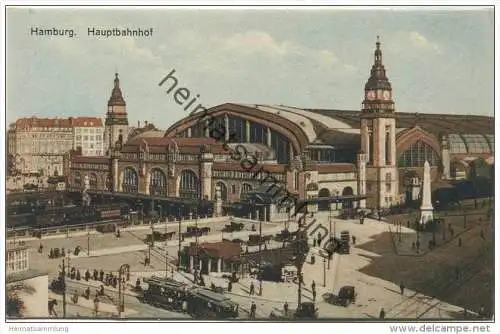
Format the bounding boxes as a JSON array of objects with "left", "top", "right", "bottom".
[
  {"left": 182, "top": 226, "right": 210, "bottom": 239},
  {"left": 145, "top": 231, "right": 176, "bottom": 243},
  {"left": 222, "top": 221, "right": 245, "bottom": 233},
  {"left": 273, "top": 229, "right": 297, "bottom": 242}
]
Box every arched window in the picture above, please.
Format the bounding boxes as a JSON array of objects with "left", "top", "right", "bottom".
[
  {"left": 241, "top": 183, "right": 252, "bottom": 198},
  {"left": 123, "top": 167, "right": 139, "bottom": 193},
  {"left": 74, "top": 172, "right": 81, "bottom": 187},
  {"left": 398, "top": 140, "right": 440, "bottom": 168},
  {"left": 89, "top": 173, "right": 98, "bottom": 190},
  {"left": 179, "top": 170, "right": 200, "bottom": 199},
  {"left": 215, "top": 182, "right": 228, "bottom": 202},
  {"left": 150, "top": 169, "right": 168, "bottom": 196},
  {"left": 105, "top": 173, "right": 113, "bottom": 191},
  {"left": 342, "top": 186, "right": 354, "bottom": 209},
  {"left": 270, "top": 129, "right": 291, "bottom": 164},
  {"left": 228, "top": 116, "right": 247, "bottom": 142},
  {"left": 318, "top": 188, "right": 330, "bottom": 211}
]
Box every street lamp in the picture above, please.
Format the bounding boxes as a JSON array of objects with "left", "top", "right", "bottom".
[
  {"left": 157, "top": 205, "right": 163, "bottom": 223},
  {"left": 293, "top": 229, "right": 308, "bottom": 308},
  {"left": 258, "top": 203, "right": 263, "bottom": 296},
  {"left": 398, "top": 221, "right": 402, "bottom": 243},
  {"left": 177, "top": 205, "right": 183, "bottom": 270},
  {"left": 158, "top": 205, "right": 168, "bottom": 277},
  {"left": 323, "top": 257, "right": 327, "bottom": 287},
  {"left": 117, "top": 264, "right": 130, "bottom": 318},
  {"left": 87, "top": 230, "right": 91, "bottom": 256}
]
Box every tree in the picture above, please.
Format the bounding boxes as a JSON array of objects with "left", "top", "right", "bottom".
[
  {"left": 6, "top": 283, "right": 35, "bottom": 318},
  {"left": 7, "top": 154, "right": 20, "bottom": 176},
  {"left": 6, "top": 292, "right": 25, "bottom": 318}
]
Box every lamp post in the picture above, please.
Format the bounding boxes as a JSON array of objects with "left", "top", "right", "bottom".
[
  {"left": 294, "top": 229, "right": 307, "bottom": 308},
  {"left": 158, "top": 205, "right": 168, "bottom": 277},
  {"left": 157, "top": 205, "right": 163, "bottom": 223},
  {"left": 87, "top": 230, "right": 90, "bottom": 256},
  {"left": 323, "top": 257, "right": 327, "bottom": 287},
  {"left": 259, "top": 204, "right": 263, "bottom": 296},
  {"left": 177, "top": 205, "right": 182, "bottom": 270},
  {"left": 398, "top": 221, "right": 402, "bottom": 243},
  {"left": 117, "top": 264, "right": 130, "bottom": 318}
]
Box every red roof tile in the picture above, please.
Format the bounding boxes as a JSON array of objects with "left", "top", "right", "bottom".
[
  {"left": 70, "top": 117, "right": 103, "bottom": 127},
  {"left": 316, "top": 164, "right": 356, "bottom": 173},
  {"left": 187, "top": 241, "right": 242, "bottom": 260},
  {"left": 14, "top": 117, "right": 103, "bottom": 129},
  {"left": 212, "top": 162, "right": 286, "bottom": 173}
]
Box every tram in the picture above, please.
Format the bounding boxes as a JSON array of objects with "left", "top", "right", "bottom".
[
  {"left": 140, "top": 276, "right": 191, "bottom": 312},
  {"left": 187, "top": 288, "right": 239, "bottom": 319}
]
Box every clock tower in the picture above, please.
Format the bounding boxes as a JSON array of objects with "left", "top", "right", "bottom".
[
  {"left": 104, "top": 73, "right": 129, "bottom": 155},
  {"left": 360, "top": 37, "right": 398, "bottom": 209}
]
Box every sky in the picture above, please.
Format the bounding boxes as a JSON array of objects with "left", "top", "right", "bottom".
[{"left": 6, "top": 7, "right": 494, "bottom": 130}]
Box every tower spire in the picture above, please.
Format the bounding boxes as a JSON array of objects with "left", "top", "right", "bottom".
[
  {"left": 374, "top": 35, "right": 382, "bottom": 66},
  {"left": 108, "top": 72, "right": 126, "bottom": 107}
]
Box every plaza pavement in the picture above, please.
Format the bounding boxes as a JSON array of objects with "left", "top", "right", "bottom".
[{"left": 26, "top": 212, "right": 473, "bottom": 320}]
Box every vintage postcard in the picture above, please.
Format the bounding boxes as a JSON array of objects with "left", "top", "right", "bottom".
[{"left": 2, "top": 3, "right": 496, "bottom": 331}]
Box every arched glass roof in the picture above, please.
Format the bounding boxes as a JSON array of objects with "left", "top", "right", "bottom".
[
  {"left": 462, "top": 134, "right": 491, "bottom": 154},
  {"left": 448, "top": 134, "right": 467, "bottom": 154}
]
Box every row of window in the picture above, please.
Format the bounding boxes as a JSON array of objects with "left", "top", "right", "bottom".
[
  {"left": 75, "top": 127, "right": 102, "bottom": 133},
  {"left": 212, "top": 170, "right": 284, "bottom": 181},
  {"left": 6, "top": 249, "right": 28, "bottom": 273},
  {"left": 75, "top": 135, "right": 103, "bottom": 141},
  {"left": 319, "top": 173, "right": 356, "bottom": 182},
  {"left": 72, "top": 163, "right": 109, "bottom": 170}
]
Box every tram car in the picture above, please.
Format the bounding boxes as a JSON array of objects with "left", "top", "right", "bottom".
[
  {"left": 140, "top": 276, "right": 191, "bottom": 312},
  {"left": 187, "top": 288, "right": 239, "bottom": 319}
]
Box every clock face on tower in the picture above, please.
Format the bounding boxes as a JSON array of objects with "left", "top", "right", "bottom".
[
  {"left": 367, "top": 91, "right": 376, "bottom": 100},
  {"left": 383, "top": 91, "right": 391, "bottom": 100}
]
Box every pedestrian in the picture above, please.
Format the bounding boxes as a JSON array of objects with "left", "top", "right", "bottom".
[
  {"left": 228, "top": 280, "right": 233, "bottom": 292},
  {"left": 76, "top": 270, "right": 81, "bottom": 281},
  {"left": 458, "top": 237, "right": 462, "bottom": 247},
  {"left": 250, "top": 301, "right": 257, "bottom": 319},
  {"left": 49, "top": 248, "right": 54, "bottom": 259},
  {"left": 249, "top": 282, "right": 255, "bottom": 295},
  {"left": 312, "top": 289, "right": 317, "bottom": 302},
  {"left": 411, "top": 242, "right": 415, "bottom": 249},
  {"left": 352, "top": 235, "right": 356, "bottom": 245},
  {"left": 99, "top": 269, "right": 104, "bottom": 282},
  {"left": 311, "top": 280, "right": 316, "bottom": 292},
  {"left": 415, "top": 240, "right": 420, "bottom": 251},
  {"left": 284, "top": 301, "right": 289, "bottom": 316},
  {"left": 313, "top": 238, "right": 317, "bottom": 247},
  {"left": 379, "top": 308, "right": 386, "bottom": 319},
  {"left": 399, "top": 281, "right": 405, "bottom": 295},
  {"left": 85, "top": 270, "right": 90, "bottom": 281},
  {"left": 317, "top": 232, "right": 322, "bottom": 247},
  {"left": 39, "top": 243, "right": 43, "bottom": 254}
]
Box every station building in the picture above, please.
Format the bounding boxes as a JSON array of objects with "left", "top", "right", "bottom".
[{"left": 66, "top": 39, "right": 494, "bottom": 217}]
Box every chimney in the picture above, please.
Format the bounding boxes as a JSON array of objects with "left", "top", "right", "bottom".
[{"left": 137, "top": 121, "right": 140, "bottom": 128}]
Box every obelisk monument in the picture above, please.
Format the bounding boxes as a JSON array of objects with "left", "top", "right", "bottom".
[{"left": 419, "top": 160, "right": 434, "bottom": 225}]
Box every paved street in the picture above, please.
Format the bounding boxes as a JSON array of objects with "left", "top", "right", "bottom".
[
  {"left": 25, "top": 212, "right": 476, "bottom": 320},
  {"left": 48, "top": 280, "right": 190, "bottom": 319}
]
